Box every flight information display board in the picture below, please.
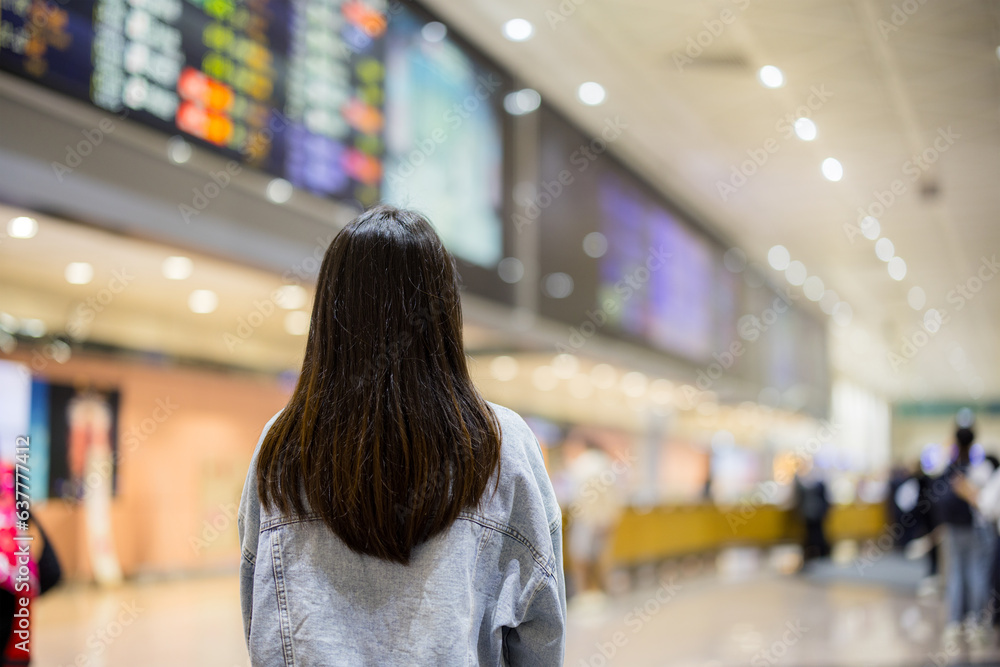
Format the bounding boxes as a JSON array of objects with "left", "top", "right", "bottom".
[
  {"left": 0, "top": 0, "right": 386, "bottom": 204},
  {"left": 537, "top": 107, "right": 736, "bottom": 364}
]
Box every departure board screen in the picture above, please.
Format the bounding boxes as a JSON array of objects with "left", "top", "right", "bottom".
[{"left": 0, "top": 0, "right": 387, "bottom": 204}]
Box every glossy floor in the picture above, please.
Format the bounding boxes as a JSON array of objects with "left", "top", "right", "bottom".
[{"left": 32, "top": 551, "right": 1000, "bottom": 666}]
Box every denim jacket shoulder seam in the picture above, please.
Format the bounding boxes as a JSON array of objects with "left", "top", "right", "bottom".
[
  {"left": 458, "top": 512, "right": 554, "bottom": 577},
  {"left": 260, "top": 512, "right": 323, "bottom": 532}
]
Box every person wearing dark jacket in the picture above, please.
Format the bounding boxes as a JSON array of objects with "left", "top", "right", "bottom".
[{"left": 935, "top": 427, "right": 990, "bottom": 642}]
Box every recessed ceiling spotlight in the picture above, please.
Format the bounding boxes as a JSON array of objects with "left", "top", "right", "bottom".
[
  {"left": 785, "top": 260, "right": 807, "bottom": 286},
  {"left": 162, "top": 256, "right": 193, "bottom": 280},
  {"left": 188, "top": 289, "right": 218, "bottom": 314},
  {"left": 793, "top": 118, "right": 817, "bottom": 141},
  {"left": 888, "top": 256, "right": 907, "bottom": 281},
  {"left": 266, "top": 178, "right": 293, "bottom": 204},
  {"left": 803, "top": 276, "right": 825, "bottom": 301},
  {"left": 875, "top": 238, "right": 894, "bottom": 262},
  {"left": 821, "top": 157, "right": 843, "bottom": 181},
  {"left": 767, "top": 245, "right": 790, "bottom": 271},
  {"left": 577, "top": 82, "right": 606, "bottom": 106},
  {"left": 65, "top": 262, "right": 94, "bottom": 285},
  {"left": 502, "top": 18, "right": 533, "bottom": 42},
  {"left": 167, "top": 136, "right": 192, "bottom": 164},
  {"left": 758, "top": 65, "right": 784, "bottom": 88},
  {"left": 7, "top": 216, "right": 38, "bottom": 239}
]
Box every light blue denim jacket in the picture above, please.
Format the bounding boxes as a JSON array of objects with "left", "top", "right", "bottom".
[{"left": 238, "top": 403, "right": 566, "bottom": 666}]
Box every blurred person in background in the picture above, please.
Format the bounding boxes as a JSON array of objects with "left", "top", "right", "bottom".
[
  {"left": 794, "top": 458, "right": 830, "bottom": 566},
  {"left": 561, "top": 437, "right": 624, "bottom": 603},
  {"left": 935, "top": 427, "right": 992, "bottom": 645},
  {"left": 953, "top": 452, "right": 1000, "bottom": 629},
  {"left": 238, "top": 206, "right": 566, "bottom": 665}
]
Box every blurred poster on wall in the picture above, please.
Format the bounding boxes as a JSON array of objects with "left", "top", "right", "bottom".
[
  {"left": 0, "top": 360, "right": 31, "bottom": 462},
  {"left": 45, "top": 384, "right": 120, "bottom": 501}
]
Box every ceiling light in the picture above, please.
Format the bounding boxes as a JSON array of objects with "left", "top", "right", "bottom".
[
  {"left": 757, "top": 65, "right": 784, "bottom": 88},
  {"left": 907, "top": 286, "right": 926, "bottom": 310},
  {"left": 552, "top": 353, "right": 579, "bottom": 379},
  {"left": 583, "top": 232, "right": 608, "bottom": 258},
  {"left": 590, "top": 363, "right": 617, "bottom": 389},
  {"left": 188, "top": 289, "right": 218, "bottom": 314},
  {"left": 284, "top": 310, "right": 310, "bottom": 335},
  {"left": 490, "top": 356, "right": 518, "bottom": 381},
  {"left": 502, "top": 18, "right": 533, "bottom": 41},
  {"left": 266, "top": 178, "right": 293, "bottom": 204},
  {"left": 767, "top": 245, "right": 790, "bottom": 270},
  {"left": 821, "top": 158, "right": 843, "bottom": 181},
  {"left": 503, "top": 88, "right": 541, "bottom": 115},
  {"left": 577, "top": 82, "right": 606, "bottom": 106},
  {"left": 803, "top": 276, "right": 825, "bottom": 301},
  {"left": 65, "top": 262, "right": 94, "bottom": 285},
  {"left": 875, "top": 238, "right": 894, "bottom": 261},
  {"left": 888, "top": 256, "right": 907, "bottom": 281},
  {"left": 421, "top": 21, "right": 447, "bottom": 43},
  {"left": 7, "top": 216, "right": 38, "bottom": 239},
  {"left": 275, "top": 284, "right": 308, "bottom": 310},
  {"left": 167, "top": 136, "right": 192, "bottom": 164},
  {"left": 622, "top": 371, "right": 648, "bottom": 397},
  {"left": 832, "top": 302, "right": 853, "bottom": 326},
  {"left": 785, "top": 260, "right": 807, "bottom": 286},
  {"left": 793, "top": 118, "right": 817, "bottom": 141},
  {"left": 162, "top": 256, "right": 193, "bottom": 280},
  {"left": 860, "top": 216, "right": 880, "bottom": 240},
  {"left": 543, "top": 272, "right": 574, "bottom": 298},
  {"left": 819, "top": 290, "right": 839, "bottom": 314},
  {"left": 497, "top": 257, "right": 524, "bottom": 284}
]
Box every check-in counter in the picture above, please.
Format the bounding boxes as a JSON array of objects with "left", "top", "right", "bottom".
[{"left": 603, "top": 502, "right": 887, "bottom": 565}]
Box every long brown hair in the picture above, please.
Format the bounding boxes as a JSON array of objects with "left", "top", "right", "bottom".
[{"left": 256, "top": 205, "right": 501, "bottom": 564}]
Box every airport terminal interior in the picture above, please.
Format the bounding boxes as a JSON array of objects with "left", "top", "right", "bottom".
[{"left": 1, "top": 0, "right": 1000, "bottom": 665}]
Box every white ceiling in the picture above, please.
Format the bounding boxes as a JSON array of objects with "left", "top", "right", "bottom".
[{"left": 422, "top": 0, "right": 1000, "bottom": 401}]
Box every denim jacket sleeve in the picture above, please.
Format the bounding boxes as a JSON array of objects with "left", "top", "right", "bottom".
[
  {"left": 237, "top": 412, "right": 281, "bottom": 650},
  {"left": 504, "top": 433, "right": 567, "bottom": 665}
]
